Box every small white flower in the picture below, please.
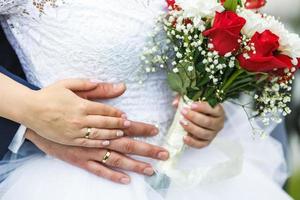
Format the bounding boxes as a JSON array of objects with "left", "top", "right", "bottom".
[
  {"left": 208, "top": 43, "right": 214, "bottom": 49},
  {"left": 173, "top": 68, "right": 179, "bottom": 73},
  {"left": 224, "top": 52, "right": 232, "bottom": 57},
  {"left": 187, "top": 66, "right": 194, "bottom": 71},
  {"left": 176, "top": 52, "right": 183, "bottom": 58}
]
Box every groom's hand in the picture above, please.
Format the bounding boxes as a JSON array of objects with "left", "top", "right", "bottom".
[
  {"left": 21, "top": 79, "right": 160, "bottom": 148},
  {"left": 25, "top": 129, "right": 169, "bottom": 185}
]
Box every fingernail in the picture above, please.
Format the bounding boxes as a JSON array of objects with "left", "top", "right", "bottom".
[
  {"left": 116, "top": 130, "right": 124, "bottom": 137},
  {"left": 113, "top": 83, "right": 125, "bottom": 90},
  {"left": 120, "top": 177, "right": 130, "bottom": 184},
  {"left": 151, "top": 128, "right": 159, "bottom": 135},
  {"left": 124, "top": 120, "right": 131, "bottom": 127},
  {"left": 183, "top": 135, "right": 189, "bottom": 142},
  {"left": 157, "top": 151, "right": 169, "bottom": 160},
  {"left": 181, "top": 108, "right": 188, "bottom": 115},
  {"left": 191, "top": 103, "right": 198, "bottom": 109},
  {"left": 90, "top": 79, "right": 99, "bottom": 83},
  {"left": 143, "top": 167, "right": 154, "bottom": 176},
  {"left": 121, "top": 114, "right": 127, "bottom": 119},
  {"left": 180, "top": 119, "right": 189, "bottom": 126},
  {"left": 102, "top": 140, "right": 110, "bottom": 146},
  {"left": 172, "top": 98, "right": 179, "bottom": 106}
]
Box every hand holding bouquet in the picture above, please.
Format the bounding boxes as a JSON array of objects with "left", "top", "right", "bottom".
[{"left": 143, "top": 0, "right": 300, "bottom": 187}]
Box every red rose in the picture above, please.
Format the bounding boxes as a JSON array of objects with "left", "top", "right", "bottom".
[
  {"left": 220, "top": 0, "right": 266, "bottom": 9},
  {"left": 166, "top": 0, "right": 175, "bottom": 7},
  {"left": 203, "top": 11, "right": 246, "bottom": 56},
  {"left": 237, "top": 30, "right": 297, "bottom": 74},
  {"left": 166, "top": 0, "right": 181, "bottom": 10},
  {"left": 244, "top": 0, "right": 266, "bottom": 9}
]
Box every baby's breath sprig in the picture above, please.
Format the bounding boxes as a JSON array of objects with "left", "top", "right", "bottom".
[{"left": 141, "top": 0, "right": 296, "bottom": 133}]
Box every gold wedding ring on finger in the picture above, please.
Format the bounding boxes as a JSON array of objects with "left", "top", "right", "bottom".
[
  {"left": 85, "top": 127, "right": 92, "bottom": 139},
  {"left": 101, "top": 151, "right": 111, "bottom": 164}
]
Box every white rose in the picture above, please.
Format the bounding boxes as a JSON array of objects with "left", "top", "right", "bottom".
[
  {"left": 238, "top": 9, "right": 266, "bottom": 37},
  {"left": 178, "top": 0, "right": 224, "bottom": 18},
  {"left": 238, "top": 8, "right": 300, "bottom": 59}
]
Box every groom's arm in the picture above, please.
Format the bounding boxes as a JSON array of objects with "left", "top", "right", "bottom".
[{"left": 0, "top": 66, "right": 39, "bottom": 159}]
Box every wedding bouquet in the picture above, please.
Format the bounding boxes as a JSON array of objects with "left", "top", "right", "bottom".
[{"left": 142, "top": 0, "right": 300, "bottom": 188}]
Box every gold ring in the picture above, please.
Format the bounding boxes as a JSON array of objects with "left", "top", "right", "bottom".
[
  {"left": 85, "top": 128, "right": 92, "bottom": 139},
  {"left": 101, "top": 151, "right": 111, "bottom": 164}
]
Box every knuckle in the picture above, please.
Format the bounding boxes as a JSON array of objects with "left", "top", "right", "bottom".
[
  {"left": 89, "top": 128, "right": 98, "bottom": 139},
  {"left": 79, "top": 139, "right": 89, "bottom": 147},
  {"left": 220, "top": 122, "right": 224, "bottom": 130},
  {"left": 69, "top": 117, "right": 84, "bottom": 128},
  {"left": 203, "top": 141, "right": 210, "bottom": 148},
  {"left": 117, "top": 119, "right": 124, "bottom": 128},
  {"left": 132, "top": 164, "right": 145, "bottom": 173},
  {"left": 94, "top": 167, "right": 104, "bottom": 177},
  {"left": 204, "top": 132, "right": 213, "bottom": 140},
  {"left": 110, "top": 173, "right": 121, "bottom": 182},
  {"left": 78, "top": 102, "right": 89, "bottom": 113},
  {"left": 67, "top": 153, "right": 80, "bottom": 165},
  {"left": 203, "top": 118, "right": 212, "bottom": 127},
  {"left": 123, "top": 141, "right": 135, "bottom": 153},
  {"left": 148, "top": 148, "right": 159, "bottom": 157},
  {"left": 111, "top": 155, "right": 123, "bottom": 168},
  {"left": 98, "top": 84, "right": 110, "bottom": 94},
  {"left": 100, "top": 118, "right": 109, "bottom": 127}
]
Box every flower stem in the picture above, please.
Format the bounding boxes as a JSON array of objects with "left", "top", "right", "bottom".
[{"left": 222, "top": 69, "right": 244, "bottom": 92}]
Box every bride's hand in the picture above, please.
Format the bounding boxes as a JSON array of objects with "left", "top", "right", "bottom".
[
  {"left": 22, "top": 79, "right": 138, "bottom": 148},
  {"left": 174, "top": 98, "right": 225, "bottom": 149}
]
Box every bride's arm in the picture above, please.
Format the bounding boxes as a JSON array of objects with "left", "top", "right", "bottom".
[
  {"left": 0, "top": 73, "right": 36, "bottom": 124},
  {"left": 0, "top": 73, "right": 135, "bottom": 148}
]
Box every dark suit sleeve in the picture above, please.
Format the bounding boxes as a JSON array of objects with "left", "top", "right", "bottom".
[{"left": 0, "top": 66, "right": 39, "bottom": 159}]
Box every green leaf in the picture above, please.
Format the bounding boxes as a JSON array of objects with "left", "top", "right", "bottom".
[
  {"left": 207, "top": 98, "right": 218, "bottom": 107},
  {"left": 167, "top": 72, "right": 184, "bottom": 94},
  {"left": 198, "top": 75, "right": 210, "bottom": 86},
  {"left": 223, "top": 0, "right": 238, "bottom": 12}
]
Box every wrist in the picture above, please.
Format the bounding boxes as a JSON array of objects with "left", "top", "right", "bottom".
[
  {"left": 25, "top": 129, "right": 55, "bottom": 155},
  {"left": 17, "top": 90, "right": 41, "bottom": 128},
  {"left": 10, "top": 89, "right": 39, "bottom": 126}
]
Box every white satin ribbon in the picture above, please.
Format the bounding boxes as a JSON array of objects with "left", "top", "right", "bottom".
[{"left": 156, "top": 97, "right": 244, "bottom": 187}]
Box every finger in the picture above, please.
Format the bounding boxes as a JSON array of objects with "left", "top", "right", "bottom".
[
  {"left": 77, "top": 83, "right": 126, "bottom": 100},
  {"left": 180, "top": 119, "right": 216, "bottom": 140},
  {"left": 84, "top": 101, "right": 125, "bottom": 118},
  {"left": 57, "top": 79, "right": 98, "bottom": 91},
  {"left": 183, "top": 135, "right": 209, "bottom": 149},
  {"left": 84, "top": 116, "right": 131, "bottom": 129},
  {"left": 85, "top": 160, "right": 130, "bottom": 184},
  {"left": 190, "top": 102, "right": 224, "bottom": 117},
  {"left": 73, "top": 137, "right": 111, "bottom": 148},
  {"left": 107, "top": 137, "right": 169, "bottom": 161},
  {"left": 96, "top": 151, "right": 154, "bottom": 176},
  {"left": 124, "top": 121, "right": 159, "bottom": 137},
  {"left": 172, "top": 95, "right": 180, "bottom": 108},
  {"left": 181, "top": 109, "right": 221, "bottom": 131},
  {"left": 80, "top": 128, "right": 124, "bottom": 140}
]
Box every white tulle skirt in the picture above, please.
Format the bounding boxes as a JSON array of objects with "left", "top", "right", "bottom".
[{"left": 0, "top": 102, "right": 292, "bottom": 200}]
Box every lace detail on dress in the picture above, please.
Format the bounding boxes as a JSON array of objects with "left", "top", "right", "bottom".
[
  {"left": 0, "top": 0, "right": 27, "bottom": 14},
  {"left": 1, "top": 0, "right": 175, "bottom": 145}
]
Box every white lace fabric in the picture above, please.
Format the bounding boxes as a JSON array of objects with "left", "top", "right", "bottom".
[
  {"left": 1, "top": 0, "right": 174, "bottom": 144},
  {"left": 0, "top": 0, "right": 27, "bottom": 14}
]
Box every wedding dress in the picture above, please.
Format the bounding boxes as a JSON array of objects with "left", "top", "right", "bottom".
[{"left": 0, "top": 0, "right": 292, "bottom": 199}]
